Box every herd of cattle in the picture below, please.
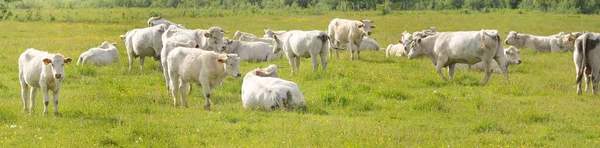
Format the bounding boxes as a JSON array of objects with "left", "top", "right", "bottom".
[{"left": 16, "top": 16, "right": 600, "bottom": 116}]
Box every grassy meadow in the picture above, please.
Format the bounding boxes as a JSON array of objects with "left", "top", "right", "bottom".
[{"left": 1, "top": 8, "right": 600, "bottom": 147}]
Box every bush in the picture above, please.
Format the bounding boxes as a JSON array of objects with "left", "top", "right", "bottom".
[{"left": 377, "top": 0, "right": 392, "bottom": 15}]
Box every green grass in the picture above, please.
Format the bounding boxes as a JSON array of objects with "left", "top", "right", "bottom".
[{"left": 1, "top": 9, "right": 600, "bottom": 147}]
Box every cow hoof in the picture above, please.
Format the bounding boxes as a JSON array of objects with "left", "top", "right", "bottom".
[
  {"left": 54, "top": 112, "right": 61, "bottom": 117},
  {"left": 204, "top": 105, "right": 211, "bottom": 111},
  {"left": 43, "top": 111, "right": 48, "bottom": 116}
]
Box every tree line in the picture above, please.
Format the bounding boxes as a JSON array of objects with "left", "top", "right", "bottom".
[{"left": 3, "top": 0, "right": 600, "bottom": 14}]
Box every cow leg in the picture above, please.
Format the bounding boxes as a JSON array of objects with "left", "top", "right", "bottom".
[
  {"left": 29, "top": 88, "right": 37, "bottom": 113},
  {"left": 139, "top": 56, "right": 146, "bottom": 70},
  {"left": 448, "top": 64, "right": 456, "bottom": 81},
  {"left": 593, "top": 70, "right": 600, "bottom": 94},
  {"left": 20, "top": 79, "right": 29, "bottom": 112},
  {"left": 162, "top": 61, "right": 171, "bottom": 96},
  {"left": 52, "top": 90, "right": 60, "bottom": 116},
  {"left": 481, "top": 60, "right": 493, "bottom": 85},
  {"left": 169, "top": 73, "right": 180, "bottom": 107},
  {"left": 320, "top": 53, "right": 327, "bottom": 72},
  {"left": 200, "top": 78, "right": 212, "bottom": 110},
  {"left": 585, "top": 74, "right": 591, "bottom": 92},
  {"left": 575, "top": 52, "right": 584, "bottom": 94},
  {"left": 287, "top": 54, "right": 295, "bottom": 75},
  {"left": 41, "top": 87, "right": 50, "bottom": 116},
  {"left": 435, "top": 58, "right": 448, "bottom": 80},
  {"left": 128, "top": 52, "right": 135, "bottom": 71},
  {"left": 295, "top": 57, "right": 301, "bottom": 72},
  {"left": 179, "top": 80, "right": 189, "bottom": 108},
  {"left": 494, "top": 54, "right": 510, "bottom": 83},
  {"left": 311, "top": 53, "right": 319, "bottom": 72}
]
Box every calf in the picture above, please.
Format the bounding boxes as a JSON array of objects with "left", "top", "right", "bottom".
[
  {"left": 221, "top": 38, "right": 281, "bottom": 62},
  {"left": 242, "top": 65, "right": 306, "bottom": 110},
  {"left": 167, "top": 47, "right": 241, "bottom": 109},
  {"left": 233, "top": 30, "right": 258, "bottom": 40},
  {"left": 77, "top": 41, "right": 119, "bottom": 66},
  {"left": 19, "top": 48, "right": 72, "bottom": 116},
  {"left": 504, "top": 31, "right": 563, "bottom": 52},
  {"left": 385, "top": 43, "right": 406, "bottom": 58},
  {"left": 272, "top": 30, "right": 329, "bottom": 75},
  {"left": 407, "top": 30, "right": 507, "bottom": 85},
  {"left": 456, "top": 46, "right": 522, "bottom": 73}
]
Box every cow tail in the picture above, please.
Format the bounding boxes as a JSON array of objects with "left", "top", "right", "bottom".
[
  {"left": 481, "top": 30, "right": 486, "bottom": 49},
  {"left": 576, "top": 33, "right": 589, "bottom": 84},
  {"left": 318, "top": 33, "right": 330, "bottom": 52}
]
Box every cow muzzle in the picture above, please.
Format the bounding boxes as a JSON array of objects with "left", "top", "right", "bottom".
[
  {"left": 54, "top": 74, "right": 62, "bottom": 79},
  {"left": 504, "top": 40, "right": 508, "bottom": 44},
  {"left": 236, "top": 73, "right": 242, "bottom": 78},
  {"left": 367, "top": 32, "right": 372, "bottom": 35},
  {"left": 516, "top": 60, "right": 522, "bottom": 64}
]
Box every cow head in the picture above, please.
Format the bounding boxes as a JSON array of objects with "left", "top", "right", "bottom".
[
  {"left": 220, "top": 38, "right": 235, "bottom": 53},
  {"left": 361, "top": 20, "right": 375, "bottom": 35},
  {"left": 43, "top": 55, "right": 72, "bottom": 79},
  {"left": 233, "top": 30, "right": 243, "bottom": 40},
  {"left": 504, "top": 46, "right": 522, "bottom": 65},
  {"left": 217, "top": 54, "right": 242, "bottom": 78},
  {"left": 504, "top": 31, "right": 519, "bottom": 45},
  {"left": 200, "top": 27, "right": 228, "bottom": 51},
  {"left": 254, "top": 64, "right": 281, "bottom": 78},
  {"left": 407, "top": 37, "right": 425, "bottom": 59},
  {"left": 264, "top": 29, "right": 275, "bottom": 38}
]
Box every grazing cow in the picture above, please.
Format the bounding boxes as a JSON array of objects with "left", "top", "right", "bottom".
[
  {"left": 327, "top": 18, "right": 370, "bottom": 60},
  {"left": 574, "top": 32, "right": 600, "bottom": 94},
  {"left": 77, "top": 41, "right": 119, "bottom": 66},
  {"left": 504, "top": 31, "right": 564, "bottom": 52},
  {"left": 271, "top": 30, "right": 329, "bottom": 75},
  {"left": 242, "top": 65, "right": 306, "bottom": 110},
  {"left": 456, "top": 46, "right": 522, "bottom": 73},
  {"left": 167, "top": 47, "right": 241, "bottom": 109},
  {"left": 221, "top": 38, "right": 281, "bottom": 62},
  {"left": 124, "top": 24, "right": 168, "bottom": 71},
  {"left": 407, "top": 30, "right": 508, "bottom": 85},
  {"left": 233, "top": 30, "right": 258, "bottom": 40},
  {"left": 18, "top": 48, "right": 72, "bottom": 116},
  {"left": 147, "top": 16, "right": 186, "bottom": 29},
  {"left": 385, "top": 43, "right": 407, "bottom": 58},
  {"left": 263, "top": 29, "right": 287, "bottom": 38}
]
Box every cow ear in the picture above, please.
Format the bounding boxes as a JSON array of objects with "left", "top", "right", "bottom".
[
  {"left": 516, "top": 50, "right": 521, "bottom": 54},
  {"left": 255, "top": 70, "right": 262, "bottom": 76},
  {"left": 64, "top": 58, "right": 72, "bottom": 64},
  {"left": 204, "top": 33, "right": 210, "bottom": 37},
  {"left": 417, "top": 39, "right": 421, "bottom": 43},
  {"left": 217, "top": 59, "right": 224, "bottom": 64},
  {"left": 228, "top": 40, "right": 233, "bottom": 44},
  {"left": 568, "top": 37, "right": 574, "bottom": 42},
  {"left": 43, "top": 58, "right": 52, "bottom": 65},
  {"left": 358, "top": 24, "right": 363, "bottom": 28},
  {"left": 371, "top": 25, "right": 376, "bottom": 29},
  {"left": 398, "top": 40, "right": 403, "bottom": 44}
]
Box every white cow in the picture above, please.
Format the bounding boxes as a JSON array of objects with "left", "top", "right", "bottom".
[
  {"left": 327, "top": 18, "right": 370, "bottom": 60},
  {"left": 77, "top": 41, "right": 119, "bottom": 66},
  {"left": 147, "top": 16, "right": 186, "bottom": 29},
  {"left": 167, "top": 47, "right": 242, "bottom": 109},
  {"left": 456, "top": 46, "right": 522, "bottom": 73},
  {"left": 359, "top": 36, "right": 380, "bottom": 51},
  {"left": 239, "top": 36, "right": 274, "bottom": 45},
  {"left": 221, "top": 38, "right": 281, "bottom": 62},
  {"left": 574, "top": 32, "right": 600, "bottom": 94},
  {"left": 555, "top": 32, "right": 584, "bottom": 52},
  {"left": 271, "top": 30, "right": 329, "bottom": 75},
  {"left": 385, "top": 43, "right": 406, "bottom": 58},
  {"left": 504, "top": 31, "right": 564, "bottom": 52},
  {"left": 18, "top": 48, "right": 72, "bottom": 116},
  {"left": 124, "top": 24, "right": 168, "bottom": 71},
  {"left": 161, "top": 40, "right": 198, "bottom": 93},
  {"left": 263, "top": 29, "right": 287, "bottom": 38},
  {"left": 242, "top": 65, "right": 306, "bottom": 110},
  {"left": 233, "top": 30, "right": 258, "bottom": 40},
  {"left": 407, "top": 30, "right": 508, "bottom": 85}
]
